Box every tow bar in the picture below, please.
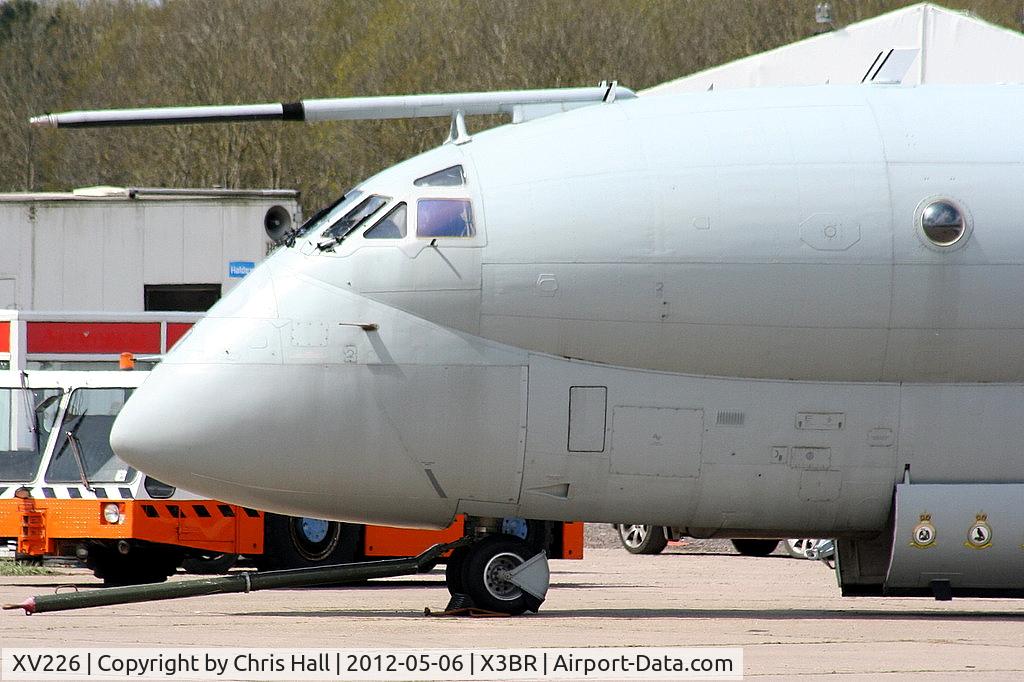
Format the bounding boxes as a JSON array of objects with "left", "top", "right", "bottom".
[{"left": 4, "top": 538, "right": 468, "bottom": 615}]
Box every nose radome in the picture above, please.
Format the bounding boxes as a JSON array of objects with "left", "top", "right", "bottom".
[
  {"left": 108, "top": 386, "right": 151, "bottom": 474},
  {"left": 110, "top": 257, "right": 296, "bottom": 494},
  {"left": 109, "top": 365, "right": 200, "bottom": 490},
  {"left": 109, "top": 256, "right": 509, "bottom": 526},
  {"left": 203, "top": 260, "right": 279, "bottom": 320}
]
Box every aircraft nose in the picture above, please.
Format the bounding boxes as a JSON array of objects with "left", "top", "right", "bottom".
[
  {"left": 110, "top": 323, "right": 291, "bottom": 501},
  {"left": 109, "top": 255, "right": 460, "bottom": 525},
  {"left": 109, "top": 372, "right": 196, "bottom": 488},
  {"left": 110, "top": 262, "right": 285, "bottom": 494}
]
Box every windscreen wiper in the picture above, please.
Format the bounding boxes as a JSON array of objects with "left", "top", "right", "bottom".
[
  {"left": 317, "top": 195, "right": 389, "bottom": 251},
  {"left": 53, "top": 411, "right": 94, "bottom": 492},
  {"left": 282, "top": 200, "right": 337, "bottom": 248},
  {"left": 18, "top": 372, "right": 36, "bottom": 444},
  {"left": 283, "top": 193, "right": 351, "bottom": 248},
  {"left": 316, "top": 217, "right": 363, "bottom": 250},
  {"left": 64, "top": 431, "right": 95, "bottom": 493}
]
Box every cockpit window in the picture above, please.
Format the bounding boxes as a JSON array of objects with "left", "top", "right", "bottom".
[
  {"left": 321, "top": 194, "right": 389, "bottom": 241},
  {"left": 364, "top": 203, "right": 407, "bottom": 239},
  {"left": 414, "top": 165, "right": 466, "bottom": 187},
  {"left": 417, "top": 199, "right": 475, "bottom": 238},
  {"left": 295, "top": 189, "right": 361, "bottom": 239}
]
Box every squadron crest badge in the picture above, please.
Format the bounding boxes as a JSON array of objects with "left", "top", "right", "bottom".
[
  {"left": 910, "top": 513, "right": 936, "bottom": 548},
  {"left": 965, "top": 513, "right": 993, "bottom": 550}
]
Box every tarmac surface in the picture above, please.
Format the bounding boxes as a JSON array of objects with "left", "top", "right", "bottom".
[{"left": 1, "top": 538, "right": 1023, "bottom": 680}]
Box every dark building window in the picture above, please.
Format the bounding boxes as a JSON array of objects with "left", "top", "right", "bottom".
[{"left": 144, "top": 284, "right": 221, "bottom": 312}]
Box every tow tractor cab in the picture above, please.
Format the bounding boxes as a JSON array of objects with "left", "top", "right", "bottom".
[{"left": 0, "top": 311, "right": 582, "bottom": 585}]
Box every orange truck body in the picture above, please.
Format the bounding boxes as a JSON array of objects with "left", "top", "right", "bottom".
[
  {"left": 0, "top": 497, "right": 264, "bottom": 558},
  {"left": 363, "top": 519, "right": 584, "bottom": 559},
  {"left": 0, "top": 495, "right": 583, "bottom": 561}
]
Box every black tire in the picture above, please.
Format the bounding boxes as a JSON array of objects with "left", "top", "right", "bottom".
[
  {"left": 461, "top": 535, "right": 539, "bottom": 615},
  {"left": 617, "top": 524, "right": 669, "bottom": 555},
  {"left": 182, "top": 552, "right": 238, "bottom": 575},
  {"left": 14, "top": 553, "right": 43, "bottom": 567},
  {"left": 445, "top": 545, "right": 470, "bottom": 597},
  {"left": 255, "top": 513, "right": 359, "bottom": 571},
  {"left": 87, "top": 544, "right": 183, "bottom": 586},
  {"left": 731, "top": 539, "right": 780, "bottom": 557}
]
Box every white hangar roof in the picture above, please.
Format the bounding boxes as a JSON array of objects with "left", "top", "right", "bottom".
[{"left": 645, "top": 3, "right": 1024, "bottom": 95}]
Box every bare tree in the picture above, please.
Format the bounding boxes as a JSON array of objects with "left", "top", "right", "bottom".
[{"left": 2, "top": 0, "right": 1018, "bottom": 210}]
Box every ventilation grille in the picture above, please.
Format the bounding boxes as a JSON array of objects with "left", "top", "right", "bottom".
[{"left": 716, "top": 410, "right": 745, "bottom": 427}]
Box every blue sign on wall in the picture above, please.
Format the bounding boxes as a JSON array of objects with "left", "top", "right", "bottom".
[{"left": 228, "top": 261, "right": 255, "bottom": 278}]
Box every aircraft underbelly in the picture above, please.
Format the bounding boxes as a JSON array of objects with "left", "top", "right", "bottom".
[{"left": 519, "top": 354, "right": 902, "bottom": 534}]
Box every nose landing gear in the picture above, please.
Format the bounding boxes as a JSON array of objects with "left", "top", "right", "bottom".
[
  {"left": 443, "top": 533, "right": 550, "bottom": 615},
  {"left": 4, "top": 522, "right": 551, "bottom": 616}
]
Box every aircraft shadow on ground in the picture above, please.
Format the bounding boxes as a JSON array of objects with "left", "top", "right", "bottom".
[
  {"left": 234, "top": 607, "right": 1024, "bottom": 621},
  {"left": 528, "top": 607, "right": 1024, "bottom": 621},
  {"left": 0, "top": 580, "right": 96, "bottom": 589},
  {"left": 283, "top": 580, "right": 609, "bottom": 590},
  {"left": 660, "top": 552, "right": 798, "bottom": 559}
]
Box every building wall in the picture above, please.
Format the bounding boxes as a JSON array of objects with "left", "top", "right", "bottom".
[
  {"left": 645, "top": 3, "right": 1024, "bottom": 96},
  {"left": 0, "top": 197, "right": 298, "bottom": 312}
]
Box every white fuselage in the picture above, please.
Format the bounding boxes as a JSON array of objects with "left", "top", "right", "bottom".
[{"left": 111, "top": 84, "right": 1024, "bottom": 538}]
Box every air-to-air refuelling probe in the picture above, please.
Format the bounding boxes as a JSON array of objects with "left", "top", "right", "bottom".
[{"left": 32, "top": 79, "right": 1024, "bottom": 613}]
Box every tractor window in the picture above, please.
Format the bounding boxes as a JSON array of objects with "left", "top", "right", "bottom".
[
  {"left": 417, "top": 198, "right": 475, "bottom": 238},
  {"left": 0, "top": 387, "right": 61, "bottom": 482},
  {"left": 46, "top": 388, "right": 137, "bottom": 484},
  {"left": 364, "top": 203, "right": 407, "bottom": 239}
]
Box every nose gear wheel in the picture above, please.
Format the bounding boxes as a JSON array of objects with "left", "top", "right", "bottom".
[
  {"left": 443, "top": 534, "right": 547, "bottom": 615},
  {"left": 483, "top": 552, "right": 524, "bottom": 601}
]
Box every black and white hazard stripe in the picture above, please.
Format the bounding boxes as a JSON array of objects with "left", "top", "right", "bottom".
[{"left": 0, "top": 485, "right": 136, "bottom": 500}]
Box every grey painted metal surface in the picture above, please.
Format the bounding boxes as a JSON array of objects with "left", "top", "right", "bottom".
[
  {"left": 34, "top": 82, "right": 1024, "bottom": 597},
  {"left": 887, "top": 483, "right": 1024, "bottom": 593},
  {"left": 106, "top": 84, "right": 1024, "bottom": 529}
]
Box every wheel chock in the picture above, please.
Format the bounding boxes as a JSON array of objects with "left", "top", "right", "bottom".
[
  {"left": 423, "top": 593, "right": 509, "bottom": 616},
  {"left": 443, "top": 593, "right": 474, "bottom": 611},
  {"left": 506, "top": 551, "right": 549, "bottom": 602}
]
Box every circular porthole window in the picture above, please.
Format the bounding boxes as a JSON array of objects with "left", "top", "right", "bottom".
[{"left": 920, "top": 199, "right": 968, "bottom": 247}]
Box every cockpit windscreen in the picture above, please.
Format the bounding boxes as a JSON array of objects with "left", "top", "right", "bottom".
[
  {"left": 364, "top": 203, "right": 407, "bottom": 239},
  {"left": 322, "top": 194, "right": 390, "bottom": 242},
  {"left": 293, "top": 189, "right": 362, "bottom": 240}
]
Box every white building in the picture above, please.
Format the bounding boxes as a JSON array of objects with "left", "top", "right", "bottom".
[
  {"left": 0, "top": 187, "right": 300, "bottom": 312},
  {"left": 646, "top": 2, "right": 1024, "bottom": 95}
]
